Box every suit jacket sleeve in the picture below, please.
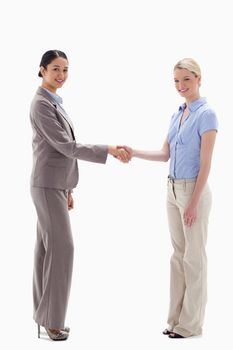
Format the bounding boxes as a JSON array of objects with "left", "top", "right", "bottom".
[{"left": 31, "top": 100, "right": 108, "bottom": 163}]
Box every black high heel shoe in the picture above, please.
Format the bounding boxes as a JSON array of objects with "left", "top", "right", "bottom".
[
  {"left": 168, "top": 332, "right": 184, "bottom": 338},
  {"left": 163, "top": 328, "right": 172, "bottom": 335}
]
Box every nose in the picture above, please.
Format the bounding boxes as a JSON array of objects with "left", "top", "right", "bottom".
[
  {"left": 178, "top": 81, "right": 183, "bottom": 89},
  {"left": 58, "top": 72, "right": 65, "bottom": 79},
  {"left": 178, "top": 82, "right": 185, "bottom": 91}
]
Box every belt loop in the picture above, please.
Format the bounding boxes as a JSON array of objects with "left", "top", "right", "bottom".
[
  {"left": 168, "top": 175, "right": 176, "bottom": 200},
  {"left": 171, "top": 179, "right": 176, "bottom": 200},
  {"left": 173, "top": 181, "right": 176, "bottom": 200},
  {"left": 183, "top": 179, "right": 186, "bottom": 191}
]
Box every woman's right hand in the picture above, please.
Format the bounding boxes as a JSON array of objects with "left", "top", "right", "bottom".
[
  {"left": 108, "top": 145, "right": 132, "bottom": 163},
  {"left": 117, "top": 145, "right": 133, "bottom": 159},
  {"left": 68, "top": 193, "right": 74, "bottom": 210}
]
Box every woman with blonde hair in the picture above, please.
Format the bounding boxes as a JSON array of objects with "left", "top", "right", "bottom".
[{"left": 124, "top": 58, "right": 218, "bottom": 338}]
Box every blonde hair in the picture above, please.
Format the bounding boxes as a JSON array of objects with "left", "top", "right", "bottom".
[{"left": 174, "top": 58, "right": 201, "bottom": 77}]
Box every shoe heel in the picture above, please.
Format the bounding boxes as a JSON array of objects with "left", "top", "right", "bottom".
[{"left": 37, "top": 324, "right": 40, "bottom": 338}]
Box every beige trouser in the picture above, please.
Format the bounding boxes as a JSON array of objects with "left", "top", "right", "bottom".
[{"left": 166, "top": 178, "right": 212, "bottom": 337}]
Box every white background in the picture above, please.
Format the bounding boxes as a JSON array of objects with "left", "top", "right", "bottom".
[{"left": 0, "top": 0, "right": 230, "bottom": 349}]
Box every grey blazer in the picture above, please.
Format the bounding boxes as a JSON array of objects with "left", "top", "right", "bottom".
[{"left": 30, "top": 87, "right": 108, "bottom": 190}]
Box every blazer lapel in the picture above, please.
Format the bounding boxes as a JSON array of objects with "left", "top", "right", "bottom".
[
  {"left": 55, "top": 104, "right": 76, "bottom": 140},
  {"left": 56, "top": 104, "right": 74, "bottom": 131},
  {"left": 36, "top": 87, "right": 75, "bottom": 139}
]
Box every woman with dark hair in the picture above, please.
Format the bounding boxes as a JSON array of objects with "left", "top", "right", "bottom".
[
  {"left": 30, "top": 50, "right": 129, "bottom": 341},
  {"left": 37, "top": 50, "right": 68, "bottom": 77}
]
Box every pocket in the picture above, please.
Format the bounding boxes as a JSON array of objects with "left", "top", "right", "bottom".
[
  {"left": 43, "top": 165, "right": 66, "bottom": 187},
  {"left": 182, "top": 182, "right": 196, "bottom": 195},
  {"left": 46, "top": 159, "right": 66, "bottom": 168}
]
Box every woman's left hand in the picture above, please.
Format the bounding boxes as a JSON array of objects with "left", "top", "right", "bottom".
[
  {"left": 68, "top": 193, "right": 74, "bottom": 210},
  {"left": 183, "top": 202, "right": 197, "bottom": 227}
]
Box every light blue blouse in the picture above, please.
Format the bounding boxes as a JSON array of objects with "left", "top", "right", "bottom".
[
  {"left": 41, "top": 87, "right": 74, "bottom": 129},
  {"left": 168, "top": 97, "right": 218, "bottom": 179},
  {"left": 42, "top": 87, "right": 63, "bottom": 107}
]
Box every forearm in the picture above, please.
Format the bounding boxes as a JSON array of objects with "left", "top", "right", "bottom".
[
  {"left": 72, "top": 143, "right": 108, "bottom": 163},
  {"left": 190, "top": 162, "right": 211, "bottom": 206},
  {"left": 190, "top": 130, "right": 217, "bottom": 206},
  {"left": 132, "top": 149, "right": 169, "bottom": 162}
]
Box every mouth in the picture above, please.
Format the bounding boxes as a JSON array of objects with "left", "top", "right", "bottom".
[
  {"left": 55, "top": 79, "right": 64, "bottom": 84},
  {"left": 179, "top": 88, "right": 188, "bottom": 93}
]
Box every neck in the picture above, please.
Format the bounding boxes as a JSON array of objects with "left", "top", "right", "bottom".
[
  {"left": 41, "top": 82, "right": 57, "bottom": 94},
  {"left": 185, "top": 94, "right": 201, "bottom": 106}
]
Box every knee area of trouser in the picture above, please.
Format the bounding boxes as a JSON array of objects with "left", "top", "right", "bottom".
[{"left": 46, "top": 237, "right": 74, "bottom": 255}]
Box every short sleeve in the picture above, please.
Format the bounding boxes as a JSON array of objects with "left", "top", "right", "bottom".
[{"left": 198, "top": 109, "right": 218, "bottom": 136}]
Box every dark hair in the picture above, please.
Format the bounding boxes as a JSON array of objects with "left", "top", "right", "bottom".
[{"left": 38, "top": 50, "right": 68, "bottom": 77}]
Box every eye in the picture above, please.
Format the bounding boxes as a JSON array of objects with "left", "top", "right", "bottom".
[
  {"left": 174, "top": 79, "right": 179, "bottom": 83},
  {"left": 184, "top": 78, "right": 190, "bottom": 81}
]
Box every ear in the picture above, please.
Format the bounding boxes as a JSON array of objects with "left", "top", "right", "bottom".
[{"left": 40, "top": 66, "right": 46, "bottom": 77}]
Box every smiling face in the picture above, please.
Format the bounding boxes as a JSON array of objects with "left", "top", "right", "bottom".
[
  {"left": 40, "top": 57, "right": 69, "bottom": 93},
  {"left": 174, "top": 68, "right": 201, "bottom": 103}
]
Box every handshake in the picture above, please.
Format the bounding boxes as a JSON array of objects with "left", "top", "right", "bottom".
[{"left": 108, "top": 145, "right": 133, "bottom": 163}]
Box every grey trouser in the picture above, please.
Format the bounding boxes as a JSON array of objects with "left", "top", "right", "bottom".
[
  {"left": 166, "top": 178, "right": 212, "bottom": 337},
  {"left": 31, "top": 187, "right": 74, "bottom": 329}
]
